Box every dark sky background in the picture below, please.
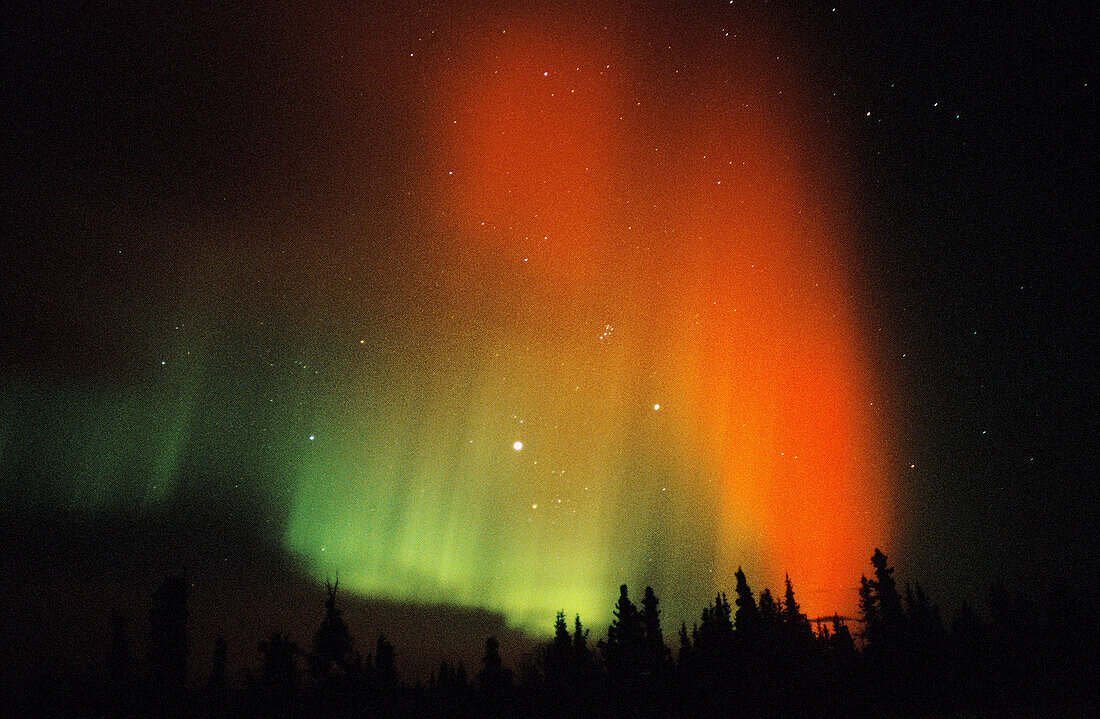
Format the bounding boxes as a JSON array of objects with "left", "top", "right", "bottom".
[{"left": 1, "top": 0, "right": 1096, "bottom": 681}]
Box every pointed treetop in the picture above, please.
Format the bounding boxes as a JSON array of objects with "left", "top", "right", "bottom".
[{"left": 734, "top": 566, "right": 759, "bottom": 632}]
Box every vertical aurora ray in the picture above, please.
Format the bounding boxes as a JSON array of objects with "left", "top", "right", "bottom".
[
  {"left": 283, "top": 5, "right": 892, "bottom": 630},
  {"left": 0, "top": 366, "right": 201, "bottom": 513}
]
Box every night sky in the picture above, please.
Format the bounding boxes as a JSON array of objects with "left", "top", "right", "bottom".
[{"left": 2, "top": 0, "right": 1095, "bottom": 680}]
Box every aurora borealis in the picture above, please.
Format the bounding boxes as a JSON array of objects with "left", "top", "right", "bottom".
[
  {"left": 284, "top": 8, "right": 889, "bottom": 626},
  {"left": 3, "top": 0, "right": 1094, "bottom": 663},
  {"left": 1, "top": 2, "right": 891, "bottom": 629}
]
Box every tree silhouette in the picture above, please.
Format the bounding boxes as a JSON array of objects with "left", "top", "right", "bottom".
[
  {"left": 572, "top": 613, "right": 590, "bottom": 661},
  {"left": 26, "top": 544, "right": 1099, "bottom": 718},
  {"left": 601, "top": 584, "right": 643, "bottom": 677},
  {"left": 543, "top": 610, "right": 572, "bottom": 687},
  {"left": 905, "top": 581, "right": 945, "bottom": 659},
  {"left": 254, "top": 630, "right": 301, "bottom": 712},
  {"left": 871, "top": 549, "right": 903, "bottom": 622},
  {"left": 477, "top": 636, "right": 512, "bottom": 694},
  {"left": 640, "top": 586, "right": 669, "bottom": 674},
  {"left": 781, "top": 574, "right": 813, "bottom": 643},
  {"left": 829, "top": 615, "right": 855, "bottom": 656},
  {"left": 435, "top": 659, "right": 467, "bottom": 690},
  {"left": 734, "top": 566, "right": 759, "bottom": 637},
  {"left": 860, "top": 548, "right": 906, "bottom": 657},
  {"left": 695, "top": 592, "right": 734, "bottom": 657},
  {"left": 677, "top": 622, "right": 692, "bottom": 666},
  {"left": 433, "top": 658, "right": 469, "bottom": 710},
  {"left": 758, "top": 587, "right": 778, "bottom": 624},
  {"left": 757, "top": 587, "right": 781, "bottom": 648},
  {"left": 570, "top": 613, "right": 593, "bottom": 687},
  {"left": 147, "top": 574, "right": 188, "bottom": 694},
  {"left": 375, "top": 633, "right": 398, "bottom": 691},
  {"left": 554, "top": 610, "right": 571, "bottom": 647},
  {"left": 858, "top": 575, "right": 878, "bottom": 646},
  {"left": 310, "top": 579, "right": 354, "bottom": 680},
  {"left": 904, "top": 582, "right": 931, "bottom": 621}
]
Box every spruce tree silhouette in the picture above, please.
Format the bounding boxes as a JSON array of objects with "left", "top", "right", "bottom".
[
  {"left": 543, "top": 610, "right": 572, "bottom": 687},
  {"left": 475, "top": 636, "right": 513, "bottom": 718},
  {"left": 433, "top": 660, "right": 448, "bottom": 689},
  {"left": 733, "top": 567, "right": 759, "bottom": 639},
  {"left": 640, "top": 586, "right": 669, "bottom": 675},
  {"left": 905, "top": 580, "right": 945, "bottom": 666},
  {"left": 904, "top": 582, "right": 931, "bottom": 622},
  {"left": 310, "top": 579, "right": 353, "bottom": 681},
  {"left": 477, "top": 636, "right": 513, "bottom": 701},
  {"left": 148, "top": 575, "right": 188, "bottom": 695},
  {"left": 431, "top": 658, "right": 471, "bottom": 718},
  {"left": 695, "top": 592, "right": 733, "bottom": 657},
  {"left": 858, "top": 575, "right": 878, "bottom": 646},
  {"left": 572, "top": 613, "right": 590, "bottom": 659},
  {"left": 677, "top": 622, "right": 692, "bottom": 667},
  {"left": 571, "top": 613, "right": 592, "bottom": 686},
  {"left": 859, "top": 548, "right": 907, "bottom": 665},
  {"left": 601, "top": 584, "right": 643, "bottom": 678},
  {"left": 829, "top": 614, "right": 855, "bottom": 656},
  {"left": 758, "top": 587, "right": 780, "bottom": 643},
  {"left": 254, "top": 631, "right": 300, "bottom": 712},
  {"left": 714, "top": 592, "right": 732, "bottom": 646},
  {"left": 375, "top": 633, "right": 398, "bottom": 691},
  {"left": 859, "top": 549, "right": 910, "bottom": 712},
  {"left": 871, "top": 549, "right": 903, "bottom": 625},
  {"left": 39, "top": 546, "right": 1099, "bottom": 718},
  {"left": 689, "top": 587, "right": 735, "bottom": 714},
  {"left": 554, "top": 610, "right": 570, "bottom": 648},
  {"left": 815, "top": 617, "right": 831, "bottom": 641},
  {"left": 781, "top": 574, "right": 813, "bottom": 643}
]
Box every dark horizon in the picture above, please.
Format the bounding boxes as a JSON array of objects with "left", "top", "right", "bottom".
[{"left": 4, "top": 548, "right": 1098, "bottom": 718}]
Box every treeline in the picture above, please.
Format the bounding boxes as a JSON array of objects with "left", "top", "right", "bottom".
[{"left": 13, "top": 549, "right": 1098, "bottom": 718}]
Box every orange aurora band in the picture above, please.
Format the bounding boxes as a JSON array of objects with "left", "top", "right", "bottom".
[{"left": 429, "top": 9, "right": 890, "bottom": 619}]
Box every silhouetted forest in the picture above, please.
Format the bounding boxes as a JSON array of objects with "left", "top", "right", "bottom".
[{"left": 4, "top": 549, "right": 1096, "bottom": 718}]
